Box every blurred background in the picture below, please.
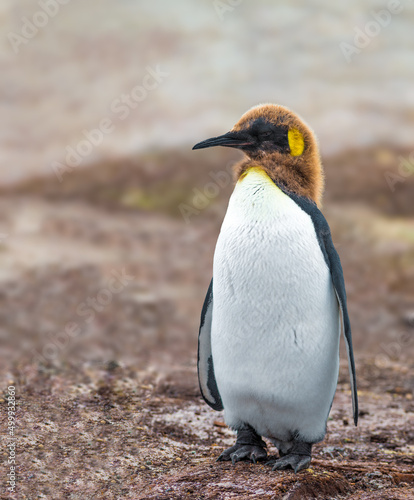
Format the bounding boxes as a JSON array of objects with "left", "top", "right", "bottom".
[
  {"left": 0, "top": 1, "right": 413, "bottom": 496},
  {"left": 1, "top": 0, "right": 413, "bottom": 370}
]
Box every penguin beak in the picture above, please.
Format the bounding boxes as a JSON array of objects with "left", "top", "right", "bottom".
[{"left": 192, "top": 131, "right": 253, "bottom": 150}]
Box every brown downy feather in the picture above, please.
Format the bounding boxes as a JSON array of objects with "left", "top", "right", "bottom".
[{"left": 232, "top": 104, "right": 324, "bottom": 206}]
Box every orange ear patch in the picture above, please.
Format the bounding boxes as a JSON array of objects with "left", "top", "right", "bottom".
[{"left": 288, "top": 128, "right": 305, "bottom": 156}]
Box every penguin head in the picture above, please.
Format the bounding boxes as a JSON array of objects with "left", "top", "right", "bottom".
[{"left": 193, "top": 103, "right": 323, "bottom": 206}]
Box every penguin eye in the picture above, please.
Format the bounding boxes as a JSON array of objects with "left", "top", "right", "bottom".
[{"left": 261, "top": 131, "right": 272, "bottom": 139}]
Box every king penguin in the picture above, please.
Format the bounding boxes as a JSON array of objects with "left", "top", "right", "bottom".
[{"left": 192, "top": 103, "right": 358, "bottom": 473}]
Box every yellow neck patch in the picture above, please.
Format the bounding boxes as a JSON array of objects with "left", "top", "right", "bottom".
[
  {"left": 288, "top": 128, "right": 305, "bottom": 156},
  {"left": 238, "top": 166, "right": 280, "bottom": 191},
  {"left": 239, "top": 166, "right": 270, "bottom": 182}
]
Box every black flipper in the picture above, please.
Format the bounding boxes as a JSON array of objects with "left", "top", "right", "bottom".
[
  {"left": 283, "top": 190, "right": 358, "bottom": 426},
  {"left": 197, "top": 279, "right": 223, "bottom": 411}
]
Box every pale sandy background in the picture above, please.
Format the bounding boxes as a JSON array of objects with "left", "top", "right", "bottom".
[{"left": 0, "top": 0, "right": 414, "bottom": 183}]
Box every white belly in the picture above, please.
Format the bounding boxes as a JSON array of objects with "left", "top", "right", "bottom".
[{"left": 211, "top": 169, "right": 340, "bottom": 443}]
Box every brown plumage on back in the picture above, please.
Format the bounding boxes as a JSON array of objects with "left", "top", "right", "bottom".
[{"left": 193, "top": 103, "right": 324, "bottom": 206}]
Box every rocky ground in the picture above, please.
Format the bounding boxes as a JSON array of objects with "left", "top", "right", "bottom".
[{"left": 0, "top": 147, "right": 413, "bottom": 499}]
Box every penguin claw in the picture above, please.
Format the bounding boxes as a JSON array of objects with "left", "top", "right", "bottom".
[
  {"left": 217, "top": 444, "right": 267, "bottom": 464},
  {"left": 267, "top": 454, "right": 311, "bottom": 473}
]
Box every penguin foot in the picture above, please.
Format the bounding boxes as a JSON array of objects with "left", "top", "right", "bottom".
[
  {"left": 217, "top": 443, "right": 268, "bottom": 464},
  {"left": 216, "top": 425, "right": 267, "bottom": 464},
  {"left": 266, "top": 442, "right": 312, "bottom": 473},
  {"left": 267, "top": 454, "right": 311, "bottom": 473}
]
